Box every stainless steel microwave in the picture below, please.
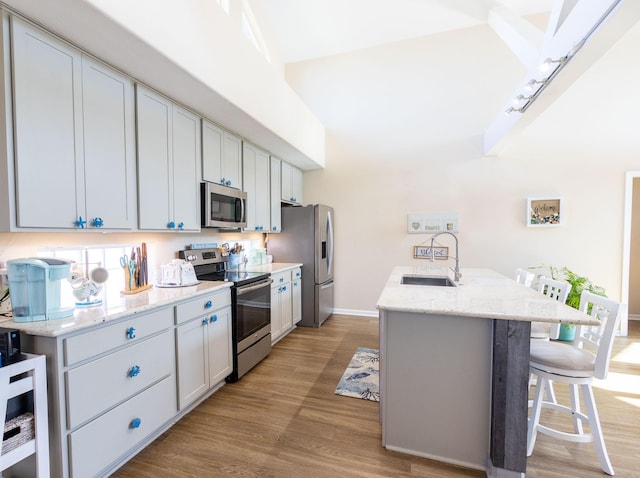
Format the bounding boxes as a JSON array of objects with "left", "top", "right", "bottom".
[{"left": 201, "top": 182, "right": 247, "bottom": 229}]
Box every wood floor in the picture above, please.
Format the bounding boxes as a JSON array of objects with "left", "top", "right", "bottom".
[{"left": 112, "top": 316, "right": 640, "bottom": 478}]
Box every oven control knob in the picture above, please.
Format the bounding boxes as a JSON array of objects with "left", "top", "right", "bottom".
[{"left": 187, "top": 254, "right": 196, "bottom": 261}]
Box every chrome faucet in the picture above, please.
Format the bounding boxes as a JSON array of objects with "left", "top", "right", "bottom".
[{"left": 430, "top": 231, "right": 462, "bottom": 282}]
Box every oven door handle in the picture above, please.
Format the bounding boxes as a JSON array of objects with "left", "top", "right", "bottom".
[{"left": 236, "top": 278, "right": 273, "bottom": 296}]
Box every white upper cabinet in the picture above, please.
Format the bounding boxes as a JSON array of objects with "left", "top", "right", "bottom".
[
  {"left": 136, "top": 85, "right": 200, "bottom": 231},
  {"left": 281, "top": 161, "right": 303, "bottom": 205},
  {"left": 10, "top": 16, "right": 136, "bottom": 230},
  {"left": 202, "top": 119, "right": 242, "bottom": 189},
  {"left": 270, "top": 156, "right": 282, "bottom": 233},
  {"left": 242, "top": 142, "right": 270, "bottom": 232}
]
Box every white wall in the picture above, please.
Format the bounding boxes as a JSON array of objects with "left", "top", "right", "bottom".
[{"left": 288, "top": 22, "right": 640, "bottom": 314}]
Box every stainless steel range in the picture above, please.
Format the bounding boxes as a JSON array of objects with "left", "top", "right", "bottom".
[{"left": 179, "top": 248, "right": 272, "bottom": 382}]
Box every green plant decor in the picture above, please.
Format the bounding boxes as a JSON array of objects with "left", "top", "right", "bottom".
[{"left": 529, "top": 265, "right": 607, "bottom": 333}]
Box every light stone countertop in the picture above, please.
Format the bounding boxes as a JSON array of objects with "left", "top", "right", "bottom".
[
  {"left": 0, "top": 281, "right": 232, "bottom": 337},
  {"left": 377, "top": 266, "right": 599, "bottom": 326}
]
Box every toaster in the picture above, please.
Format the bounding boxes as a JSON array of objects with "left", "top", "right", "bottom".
[{"left": 160, "top": 260, "right": 198, "bottom": 286}]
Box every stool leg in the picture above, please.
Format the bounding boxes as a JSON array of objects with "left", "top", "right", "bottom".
[
  {"left": 545, "top": 381, "right": 557, "bottom": 404},
  {"left": 582, "top": 384, "right": 614, "bottom": 475},
  {"left": 527, "top": 374, "right": 546, "bottom": 456},
  {"left": 569, "top": 383, "right": 583, "bottom": 435}
]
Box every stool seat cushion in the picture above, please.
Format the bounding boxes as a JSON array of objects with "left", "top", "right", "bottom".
[{"left": 530, "top": 340, "right": 595, "bottom": 376}]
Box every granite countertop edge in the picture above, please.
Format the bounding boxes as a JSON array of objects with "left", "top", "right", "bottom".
[
  {"left": 1, "top": 281, "right": 232, "bottom": 337},
  {"left": 376, "top": 266, "right": 599, "bottom": 326}
]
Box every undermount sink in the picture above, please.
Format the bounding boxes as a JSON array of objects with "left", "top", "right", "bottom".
[{"left": 401, "top": 275, "right": 457, "bottom": 287}]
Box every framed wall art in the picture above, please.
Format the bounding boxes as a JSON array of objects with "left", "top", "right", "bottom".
[
  {"left": 527, "top": 197, "right": 563, "bottom": 227},
  {"left": 413, "top": 246, "right": 449, "bottom": 260}
]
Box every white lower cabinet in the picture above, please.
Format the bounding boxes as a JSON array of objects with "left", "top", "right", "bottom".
[
  {"left": 21, "top": 287, "right": 233, "bottom": 477},
  {"left": 69, "top": 375, "right": 176, "bottom": 478},
  {"left": 271, "top": 269, "right": 301, "bottom": 344},
  {"left": 175, "top": 289, "right": 232, "bottom": 409},
  {"left": 292, "top": 268, "right": 302, "bottom": 325}
]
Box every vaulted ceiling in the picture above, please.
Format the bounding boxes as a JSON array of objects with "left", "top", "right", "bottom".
[
  {"left": 253, "top": 0, "right": 640, "bottom": 155},
  {"left": 254, "top": 0, "right": 553, "bottom": 64}
]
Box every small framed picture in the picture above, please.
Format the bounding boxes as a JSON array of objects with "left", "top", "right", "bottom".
[
  {"left": 527, "top": 197, "right": 562, "bottom": 227},
  {"left": 414, "top": 246, "right": 448, "bottom": 260}
]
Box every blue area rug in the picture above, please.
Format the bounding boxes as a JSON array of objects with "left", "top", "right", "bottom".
[{"left": 334, "top": 347, "right": 379, "bottom": 402}]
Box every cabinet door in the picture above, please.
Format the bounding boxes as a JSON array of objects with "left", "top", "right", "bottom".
[
  {"left": 270, "top": 157, "right": 282, "bottom": 232},
  {"left": 270, "top": 285, "right": 281, "bottom": 344},
  {"left": 292, "top": 278, "right": 302, "bottom": 325},
  {"left": 242, "top": 143, "right": 257, "bottom": 230},
  {"left": 172, "top": 105, "right": 201, "bottom": 231},
  {"left": 291, "top": 166, "right": 303, "bottom": 205},
  {"left": 11, "top": 17, "right": 82, "bottom": 228},
  {"left": 81, "top": 57, "right": 136, "bottom": 229},
  {"left": 136, "top": 85, "right": 172, "bottom": 230},
  {"left": 202, "top": 119, "right": 223, "bottom": 184},
  {"left": 281, "top": 161, "right": 293, "bottom": 203},
  {"left": 255, "top": 150, "right": 271, "bottom": 230},
  {"left": 176, "top": 317, "right": 209, "bottom": 410},
  {"left": 207, "top": 307, "right": 232, "bottom": 386},
  {"left": 280, "top": 283, "right": 293, "bottom": 333},
  {"left": 223, "top": 131, "right": 242, "bottom": 189}
]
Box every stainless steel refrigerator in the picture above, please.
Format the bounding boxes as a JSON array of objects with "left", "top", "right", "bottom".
[{"left": 267, "top": 204, "right": 334, "bottom": 327}]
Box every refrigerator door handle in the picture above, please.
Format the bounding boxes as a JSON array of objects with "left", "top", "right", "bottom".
[{"left": 326, "top": 209, "right": 334, "bottom": 276}]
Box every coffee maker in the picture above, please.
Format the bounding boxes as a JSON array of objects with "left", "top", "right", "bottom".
[{"left": 6, "top": 258, "right": 74, "bottom": 322}]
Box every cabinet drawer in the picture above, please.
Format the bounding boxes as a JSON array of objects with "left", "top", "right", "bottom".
[
  {"left": 175, "top": 289, "right": 231, "bottom": 325},
  {"left": 66, "top": 331, "right": 174, "bottom": 429},
  {"left": 271, "top": 270, "right": 291, "bottom": 286},
  {"left": 68, "top": 374, "right": 176, "bottom": 478},
  {"left": 64, "top": 307, "right": 173, "bottom": 366}
]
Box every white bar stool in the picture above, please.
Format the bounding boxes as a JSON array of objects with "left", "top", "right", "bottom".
[{"left": 527, "top": 291, "right": 622, "bottom": 476}]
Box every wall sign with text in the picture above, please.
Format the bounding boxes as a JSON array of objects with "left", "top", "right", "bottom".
[
  {"left": 527, "top": 197, "right": 563, "bottom": 227},
  {"left": 407, "top": 212, "right": 459, "bottom": 234}
]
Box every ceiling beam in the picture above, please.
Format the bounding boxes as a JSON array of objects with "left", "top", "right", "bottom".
[
  {"left": 484, "top": 0, "right": 640, "bottom": 155},
  {"left": 488, "top": 4, "right": 544, "bottom": 69}
]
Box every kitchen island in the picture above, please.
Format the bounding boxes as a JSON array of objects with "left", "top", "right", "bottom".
[{"left": 376, "top": 266, "right": 599, "bottom": 478}]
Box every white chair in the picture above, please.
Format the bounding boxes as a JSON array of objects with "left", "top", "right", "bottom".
[
  {"left": 531, "top": 277, "right": 572, "bottom": 340},
  {"left": 527, "top": 291, "right": 622, "bottom": 476},
  {"left": 515, "top": 268, "right": 535, "bottom": 287}
]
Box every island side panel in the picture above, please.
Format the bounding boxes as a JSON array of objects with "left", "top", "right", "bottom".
[
  {"left": 489, "top": 319, "right": 531, "bottom": 476},
  {"left": 380, "top": 310, "right": 492, "bottom": 470}
]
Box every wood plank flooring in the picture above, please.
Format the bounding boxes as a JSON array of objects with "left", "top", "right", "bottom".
[{"left": 112, "top": 317, "right": 640, "bottom": 478}]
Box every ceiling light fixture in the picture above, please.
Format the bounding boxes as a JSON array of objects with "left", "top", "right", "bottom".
[
  {"left": 504, "top": 107, "right": 524, "bottom": 116},
  {"left": 512, "top": 94, "right": 533, "bottom": 106},
  {"left": 524, "top": 79, "right": 546, "bottom": 92},
  {"left": 539, "top": 56, "right": 568, "bottom": 73}
]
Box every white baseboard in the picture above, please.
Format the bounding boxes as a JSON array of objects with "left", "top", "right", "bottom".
[{"left": 331, "top": 308, "right": 378, "bottom": 318}]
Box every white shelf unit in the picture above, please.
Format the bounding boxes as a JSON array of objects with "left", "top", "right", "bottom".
[{"left": 0, "top": 354, "right": 49, "bottom": 477}]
